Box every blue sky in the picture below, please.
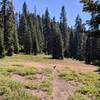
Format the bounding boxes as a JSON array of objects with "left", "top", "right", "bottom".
[{"left": 13, "top": 0, "right": 90, "bottom": 27}]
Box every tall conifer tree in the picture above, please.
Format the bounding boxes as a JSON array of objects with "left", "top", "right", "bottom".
[
  {"left": 43, "top": 9, "right": 52, "bottom": 54},
  {"left": 18, "top": 2, "right": 32, "bottom": 54},
  {"left": 60, "top": 6, "right": 69, "bottom": 57},
  {"left": 52, "top": 17, "right": 64, "bottom": 59},
  {"left": 9, "top": 1, "right": 19, "bottom": 54},
  {"left": 81, "top": 0, "right": 100, "bottom": 63},
  {"left": 69, "top": 27, "right": 74, "bottom": 58},
  {"left": 0, "top": 12, "right": 5, "bottom": 58},
  {"left": 74, "top": 15, "right": 82, "bottom": 59}
]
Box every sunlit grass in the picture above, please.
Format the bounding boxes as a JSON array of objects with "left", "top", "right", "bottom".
[
  {"left": 0, "top": 75, "right": 37, "bottom": 100},
  {"left": 0, "top": 58, "right": 39, "bottom": 99},
  {"left": 24, "top": 80, "right": 39, "bottom": 90},
  {"left": 0, "top": 65, "right": 38, "bottom": 76},
  {"left": 59, "top": 70, "right": 100, "bottom": 100},
  {"left": 39, "top": 80, "right": 52, "bottom": 95},
  {"left": 58, "top": 70, "right": 79, "bottom": 81},
  {"left": 0, "top": 54, "right": 99, "bottom": 99}
]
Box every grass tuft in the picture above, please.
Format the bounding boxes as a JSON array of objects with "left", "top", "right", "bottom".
[
  {"left": 39, "top": 80, "right": 52, "bottom": 95},
  {"left": 59, "top": 70, "right": 78, "bottom": 81},
  {"left": 0, "top": 76, "right": 37, "bottom": 100},
  {"left": 59, "top": 70, "right": 100, "bottom": 100}
]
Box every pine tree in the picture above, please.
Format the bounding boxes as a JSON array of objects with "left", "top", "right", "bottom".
[
  {"left": 32, "top": 31, "right": 39, "bottom": 55},
  {"left": 51, "top": 17, "right": 64, "bottom": 59},
  {"left": 60, "top": 6, "right": 69, "bottom": 57},
  {"left": 27, "top": 13, "right": 39, "bottom": 55},
  {"left": 18, "top": 2, "right": 32, "bottom": 54},
  {"left": 1, "top": 0, "right": 19, "bottom": 56},
  {"left": 37, "top": 15, "right": 44, "bottom": 53},
  {"left": 3, "top": 0, "right": 14, "bottom": 56},
  {"left": 81, "top": 0, "right": 100, "bottom": 64},
  {"left": 80, "top": 32, "right": 87, "bottom": 60},
  {"left": 74, "top": 15, "right": 85, "bottom": 60},
  {"left": 18, "top": 13, "right": 25, "bottom": 51},
  {"left": 43, "top": 8, "right": 52, "bottom": 54},
  {"left": 23, "top": 15, "right": 32, "bottom": 54},
  {"left": 15, "top": 12, "right": 19, "bottom": 31},
  {"left": 0, "top": 12, "right": 5, "bottom": 58},
  {"left": 1, "top": 0, "right": 7, "bottom": 49},
  {"left": 9, "top": 1, "right": 19, "bottom": 54},
  {"left": 69, "top": 27, "right": 74, "bottom": 58},
  {"left": 0, "top": 28, "right": 5, "bottom": 58},
  {"left": 13, "top": 23, "right": 19, "bottom": 54},
  {"left": 85, "top": 37, "right": 91, "bottom": 64},
  {"left": 75, "top": 15, "right": 82, "bottom": 59}
]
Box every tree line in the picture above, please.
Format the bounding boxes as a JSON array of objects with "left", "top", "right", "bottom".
[{"left": 0, "top": 0, "right": 100, "bottom": 64}]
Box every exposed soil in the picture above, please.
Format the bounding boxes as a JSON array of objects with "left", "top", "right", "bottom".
[
  {"left": 11, "top": 68, "right": 81, "bottom": 100},
  {"left": 11, "top": 72, "right": 52, "bottom": 100},
  {"left": 0, "top": 58, "right": 96, "bottom": 73},
  {"left": 52, "top": 69, "right": 81, "bottom": 100},
  {"left": 2, "top": 55, "right": 98, "bottom": 100}
]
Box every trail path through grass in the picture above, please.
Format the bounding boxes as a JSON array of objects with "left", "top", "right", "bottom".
[
  {"left": 52, "top": 69, "right": 80, "bottom": 100},
  {"left": 0, "top": 55, "right": 99, "bottom": 100}
]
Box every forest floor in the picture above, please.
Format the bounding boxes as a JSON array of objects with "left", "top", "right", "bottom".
[{"left": 0, "top": 54, "right": 100, "bottom": 100}]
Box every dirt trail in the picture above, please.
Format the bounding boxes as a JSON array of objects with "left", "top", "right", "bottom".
[
  {"left": 11, "top": 68, "right": 80, "bottom": 100},
  {"left": 52, "top": 69, "right": 80, "bottom": 100},
  {"left": 9, "top": 57, "right": 97, "bottom": 100},
  {"left": 0, "top": 55, "right": 98, "bottom": 99}
]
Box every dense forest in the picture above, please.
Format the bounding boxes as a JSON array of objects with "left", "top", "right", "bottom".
[{"left": 0, "top": 0, "right": 100, "bottom": 64}]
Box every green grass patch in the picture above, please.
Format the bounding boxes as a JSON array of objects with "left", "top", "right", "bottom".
[
  {"left": 42, "top": 68, "right": 53, "bottom": 81},
  {"left": 6, "top": 54, "right": 51, "bottom": 62},
  {"left": 43, "top": 68, "right": 52, "bottom": 75},
  {"left": 69, "top": 92, "right": 88, "bottom": 100},
  {"left": 0, "top": 54, "right": 54, "bottom": 99},
  {"left": 59, "top": 70, "right": 100, "bottom": 100},
  {"left": 15, "top": 67, "right": 38, "bottom": 76},
  {"left": 59, "top": 70, "right": 78, "bottom": 81},
  {"left": 24, "top": 79, "right": 52, "bottom": 95},
  {"left": 0, "top": 66, "right": 17, "bottom": 73},
  {"left": 0, "top": 65, "right": 38, "bottom": 76},
  {"left": 24, "top": 80, "right": 38, "bottom": 90},
  {"left": 39, "top": 80, "right": 52, "bottom": 95},
  {"left": 0, "top": 75, "right": 37, "bottom": 100}
]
